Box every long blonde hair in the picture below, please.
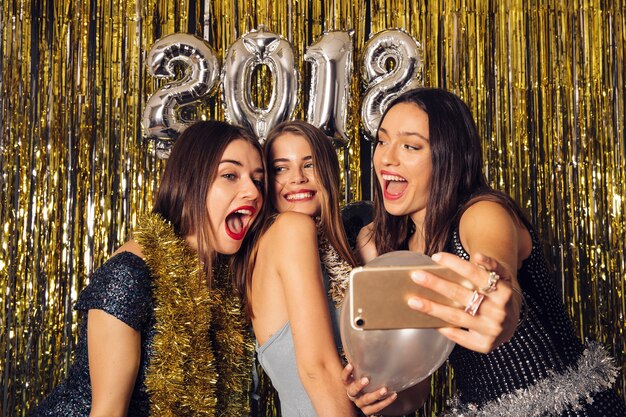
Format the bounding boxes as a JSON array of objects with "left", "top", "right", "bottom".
[{"left": 234, "top": 120, "right": 357, "bottom": 318}]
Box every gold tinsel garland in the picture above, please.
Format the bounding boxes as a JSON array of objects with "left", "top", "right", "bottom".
[
  {"left": 133, "top": 213, "right": 252, "bottom": 416},
  {"left": 209, "top": 262, "right": 255, "bottom": 416}
]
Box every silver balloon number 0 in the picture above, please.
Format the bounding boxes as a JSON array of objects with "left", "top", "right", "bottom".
[
  {"left": 361, "top": 30, "right": 423, "bottom": 139},
  {"left": 305, "top": 31, "right": 354, "bottom": 146},
  {"left": 142, "top": 33, "right": 220, "bottom": 143},
  {"left": 222, "top": 27, "right": 299, "bottom": 143}
]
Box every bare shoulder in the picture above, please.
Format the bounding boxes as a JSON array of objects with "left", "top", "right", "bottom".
[
  {"left": 461, "top": 200, "right": 517, "bottom": 229},
  {"left": 112, "top": 239, "right": 144, "bottom": 259},
  {"left": 356, "top": 222, "right": 377, "bottom": 264},
  {"left": 460, "top": 199, "right": 532, "bottom": 264},
  {"left": 264, "top": 212, "right": 317, "bottom": 246},
  {"left": 271, "top": 212, "right": 316, "bottom": 233}
]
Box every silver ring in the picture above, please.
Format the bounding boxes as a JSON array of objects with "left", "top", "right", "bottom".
[
  {"left": 464, "top": 290, "right": 485, "bottom": 316},
  {"left": 481, "top": 271, "right": 500, "bottom": 293}
]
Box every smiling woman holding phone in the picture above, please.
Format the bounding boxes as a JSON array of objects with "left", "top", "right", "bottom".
[{"left": 343, "top": 88, "right": 626, "bottom": 416}]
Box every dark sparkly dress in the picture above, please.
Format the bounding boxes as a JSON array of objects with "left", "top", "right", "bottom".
[
  {"left": 30, "top": 252, "right": 155, "bottom": 417},
  {"left": 443, "top": 228, "right": 626, "bottom": 416}
]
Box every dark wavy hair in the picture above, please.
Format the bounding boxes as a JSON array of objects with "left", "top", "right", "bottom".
[
  {"left": 152, "top": 120, "right": 265, "bottom": 286},
  {"left": 371, "top": 88, "right": 529, "bottom": 256}
]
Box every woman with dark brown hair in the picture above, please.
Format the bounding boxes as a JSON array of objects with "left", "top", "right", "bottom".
[
  {"left": 343, "top": 88, "right": 626, "bottom": 416},
  {"left": 31, "top": 120, "right": 266, "bottom": 417},
  {"left": 237, "top": 120, "right": 357, "bottom": 416}
]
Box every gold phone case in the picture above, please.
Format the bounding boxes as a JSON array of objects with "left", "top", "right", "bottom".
[{"left": 348, "top": 264, "right": 475, "bottom": 330}]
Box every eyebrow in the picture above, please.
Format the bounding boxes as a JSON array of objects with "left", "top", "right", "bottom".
[
  {"left": 378, "top": 127, "right": 429, "bottom": 141},
  {"left": 220, "top": 159, "right": 264, "bottom": 174},
  {"left": 271, "top": 155, "right": 313, "bottom": 164},
  {"left": 220, "top": 159, "right": 243, "bottom": 166}
]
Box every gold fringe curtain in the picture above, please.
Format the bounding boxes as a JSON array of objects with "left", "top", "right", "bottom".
[{"left": 1, "top": 0, "right": 624, "bottom": 416}]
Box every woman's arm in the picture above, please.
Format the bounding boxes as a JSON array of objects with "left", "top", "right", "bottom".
[
  {"left": 272, "top": 212, "right": 356, "bottom": 416},
  {"left": 355, "top": 222, "right": 378, "bottom": 264},
  {"left": 88, "top": 309, "right": 141, "bottom": 417},
  {"left": 407, "top": 200, "right": 529, "bottom": 352}
]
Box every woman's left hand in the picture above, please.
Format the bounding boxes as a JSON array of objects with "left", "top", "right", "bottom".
[{"left": 407, "top": 252, "right": 521, "bottom": 353}]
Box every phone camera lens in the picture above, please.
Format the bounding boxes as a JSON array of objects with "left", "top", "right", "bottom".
[{"left": 355, "top": 317, "right": 364, "bottom": 327}]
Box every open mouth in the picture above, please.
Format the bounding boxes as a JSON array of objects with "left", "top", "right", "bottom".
[
  {"left": 225, "top": 206, "right": 256, "bottom": 240},
  {"left": 284, "top": 191, "right": 316, "bottom": 202},
  {"left": 381, "top": 173, "right": 408, "bottom": 199}
]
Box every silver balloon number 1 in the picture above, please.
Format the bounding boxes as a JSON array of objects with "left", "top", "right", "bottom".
[
  {"left": 360, "top": 30, "right": 423, "bottom": 139},
  {"left": 305, "top": 31, "right": 354, "bottom": 147},
  {"left": 142, "top": 33, "right": 220, "bottom": 141},
  {"left": 222, "top": 26, "right": 299, "bottom": 143}
]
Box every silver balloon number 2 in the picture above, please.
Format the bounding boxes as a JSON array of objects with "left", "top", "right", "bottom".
[
  {"left": 222, "top": 26, "right": 299, "bottom": 143},
  {"left": 142, "top": 33, "right": 220, "bottom": 145},
  {"left": 305, "top": 31, "right": 354, "bottom": 147},
  {"left": 361, "top": 30, "right": 423, "bottom": 139}
]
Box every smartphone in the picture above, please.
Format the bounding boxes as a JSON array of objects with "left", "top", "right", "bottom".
[{"left": 348, "top": 258, "right": 475, "bottom": 330}]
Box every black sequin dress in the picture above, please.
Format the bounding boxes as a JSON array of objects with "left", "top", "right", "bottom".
[
  {"left": 443, "top": 228, "right": 626, "bottom": 416},
  {"left": 30, "top": 252, "right": 155, "bottom": 417}
]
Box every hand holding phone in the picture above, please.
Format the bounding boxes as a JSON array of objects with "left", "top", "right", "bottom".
[{"left": 348, "top": 251, "right": 475, "bottom": 330}]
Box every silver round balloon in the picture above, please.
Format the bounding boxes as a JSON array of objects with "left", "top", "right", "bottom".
[
  {"left": 360, "top": 29, "right": 424, "bottom": 139},
  {"left": 142, "top": 33, "right": 220, "bottom": 143},
  {"left": 340, "top": 251, "right": 455, "bottom": 393},
  {"left": 304, "top": 30, "right": 354, "bottom": 146},
  {"left": 221, "top": 26, "right": 298, "bottom": 143}
]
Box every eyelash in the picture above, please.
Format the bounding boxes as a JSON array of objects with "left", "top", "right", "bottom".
[{"left": 273, "top": 163, "right": 313, "bottom": 173}]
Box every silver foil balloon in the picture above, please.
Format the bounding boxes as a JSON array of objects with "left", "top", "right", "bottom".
[
  {"left": 360, "top": 29, "right": 423, "bottom": 139},
  {"left": 142, "top": 33, "right": 220, "bottom": 144},
  {"left": 221, "top": 26, "right": 299, "bottom": 143},
  {"left": 340, "top": 251, "right": 455, "bottom": 393},
  {"left": 304, "top": 30, "right": 354, "bottom": 146}
]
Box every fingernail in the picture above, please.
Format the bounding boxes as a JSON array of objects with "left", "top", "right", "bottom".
[
  {"left": 411, "top": 271, "right": 426, "bottom": 282},
  {"left": 390, "top": 392, "right": 398, "bottom": 399},
  {"left": 346, "top": 364, "right": 353, "bottom": 371},
  {"left": 408, "top": 297, "right": 424, "bottom": 310},
  {"left": 432, "top": 253, "right": 442, "bottom": 262},
  {"left": 360, "top": 377, "right": 369, "bottom": 385},
  {"left": 379, "top": 388, "right": 387, "bottom": 395}
]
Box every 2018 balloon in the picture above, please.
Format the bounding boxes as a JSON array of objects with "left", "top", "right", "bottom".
[
  {"left": 360, "top": 29, "right": 423, "bottom": 139},
  {"left": 143, "top": 28, "right": 423, "bottom": 152},
  {"left": 305, "top": 30, "right": 354, "bottom": 146},
  {"left": 340, "top": 251, "right": 454, "bottom": 393},
  {"left": 221, "top": 26, "right": 298, "bottom": 143},
  {"left": 142, "top": 33, "right": 220, "bottom": 143}
]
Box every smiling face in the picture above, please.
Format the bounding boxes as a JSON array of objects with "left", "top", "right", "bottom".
[
  {"left": 205, "top": 139, "right": 265, "bottom": 255},
  {"left": 374, "top": 102, "right": 432, "bottom": 225},
  {"left": 268, "top": 132, "right": 321, "bottom": 217}
]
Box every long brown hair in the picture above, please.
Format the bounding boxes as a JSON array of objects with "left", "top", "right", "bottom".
[
  {"left": 152, "top": 120, "right": 264, "bottom": 286},
  {"left": 371, "top": 88, "right": 530, "bottom": 256},
  {"left": 236, "top": 120, "right": 358, "bottom": 317}
]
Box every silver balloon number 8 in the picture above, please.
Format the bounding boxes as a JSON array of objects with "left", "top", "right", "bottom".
[{"left": 142, "top": 29, "right": 422, "bottom": 155}]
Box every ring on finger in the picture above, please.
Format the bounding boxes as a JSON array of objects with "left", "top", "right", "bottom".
[
  {"left": 465, "top": 290, "right": 485, "bottom": 316},
  {"left": 481, "top": 271, "right": 500, "bottom": 293}
]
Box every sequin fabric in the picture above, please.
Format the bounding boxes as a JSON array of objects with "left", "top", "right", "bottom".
[
  {"left": 444, "top": 228, "right": 626, "bottom": 416},
  {"left": 29, "top": 252, "right": 155, "bottom": 417}
]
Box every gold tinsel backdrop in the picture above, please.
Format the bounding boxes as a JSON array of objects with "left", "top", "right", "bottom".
[{"left": 1, "top": 0, "right": 624, "bottom": 415}]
